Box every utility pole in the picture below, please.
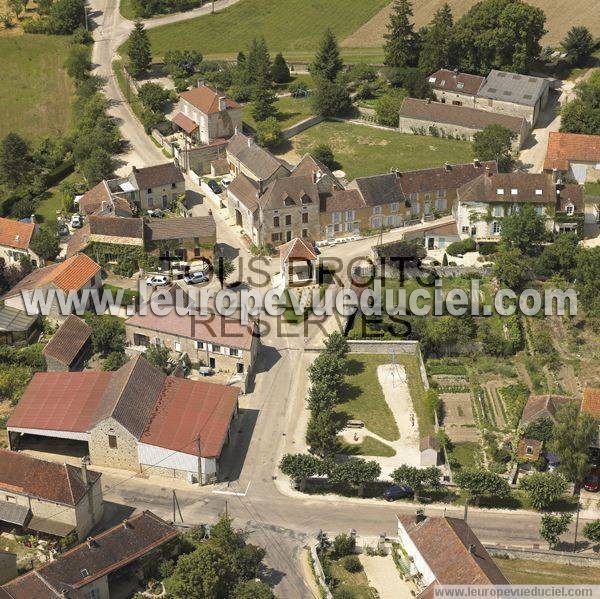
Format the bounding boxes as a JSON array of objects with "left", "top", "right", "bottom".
[
  {"left": 574, "top": 501, "right": 581, "bottom": 551},
  {"left": 463, "top": 499, "right": 469, "bottom": 522},
  {"left": 172, "top": 490, "right": 183, "bottom": 523},
  {"left": 197, "top": 435, "right": 203, "bottom": 486},
  {"left": 225, "top": 500, "right": 228, "bottom": 518}
]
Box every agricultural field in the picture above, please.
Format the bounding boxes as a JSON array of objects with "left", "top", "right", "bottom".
[
  {"left": 144, "top": 0, "right": 390, "bottom": 60},
  {"left": 342, "top": 0, "right": 600, "bottom": 49},
  {"left": 277, "top": 121, "right": 474, "bottom": 180},
  {"left": 0, "top": 35, "right": 74, "bottom": 141}
]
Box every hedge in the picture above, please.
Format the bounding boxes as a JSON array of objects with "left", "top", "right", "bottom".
[{"left": 446, "top": 238, "right": 476, "bottom": 256}]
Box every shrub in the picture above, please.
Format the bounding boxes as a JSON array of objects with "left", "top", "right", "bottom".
[
  {"left": 341, "top": 555, "right": 362, "bottom": 572},
  {"left": 446, "top": 238, "right": 476, "bottom": 256},
  {"left": 478, "top": 242, "right": 497, "bottom": 256},
  {"left": 331, "top": 533, "right": 355, "bottom": 558}
]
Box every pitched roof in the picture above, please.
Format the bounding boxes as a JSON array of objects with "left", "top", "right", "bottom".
[
  {"left": 544, "top": 131, "right": 600, "bottom": 171},
  {"left": 0, "top": 305, "right": 38, "bottom": 333},
  {"left": 292, "top": 153, "right": 340, "bottom": 185},
  {"left": 419, "top": 434, "right": 440, "bottom": 452},
  {"left": 89, "top": 216, "right": 144, "bottom": 240},
  {"left": 0, "top": 450, "right": 100, "bottom": 506},
  {"left": 227, "top": 133, "right": 288, "bottom": 180},
  {"left": 279, "top": 237, "right": 317, "bottom": 262},
  {"left": 171, "top": 111, "right": 199, "bottom": 134},
  {"left": 581, "top": 388, "right": 600, "bottom": 419},
  {"left": 428, "top": 69, "right": 485, "bottom": 96},
  {"left": 2, "top": 253, "right": 101, "bottom": 299},
  {"left": 558, "top": 184, "right": 584, "bottom": 212},
  {"left": 180, "top": 85, "right": 240, "bottom": 115},
  {"left": 397, "top": 515, "right": 509, "bottom": 589},
  {"left": 79, "top": 181, "right": 113, "bottom": 215},
  {"left": 320, "top": 189, "right": 366, "bottom": 213},
  {"left": 141, "top": 377, "right": 239, "bottom": 458},
  {"left": 352, "top": 172, "right": 405, "bottom": 207},
  {"left": 259, "top": 175, "right": 319, "bottom": 211},
  {"left": 478, "top": 70, "right": 548, "bottom": 107},
  {"left": 423, "top": 221, "right": 459, "bottom": 237},
  {"left": 0, "top": 217, "right": 35, "bottom": 251},
  {"left": 517, "top": 437, "right": 542, "bottom": 461},
  {"left": 457, "top": 172, "right": 556, "bottom": 204},
  {"left": 66, "top": 225, "right": 91, "bottom": 258},
  {"left": 520, "top": 394, "right": 574, "bottom": 425},
  {"left": 227, "top": 172, "right": 260, "bottom": 213},
  {"left": 144, "top": 215, "right": 216, "bottom": 242},
  {"left": 131, "top": 163, "right": 184, "bottom": 190},
  {"left": 42, "top": 315, "right": 92, "bottom": 366},
  {"left": 400, "top": 98, "right": 525, "bottom": 134},
  {"left": 2, "top": 511, "right": 177, "bottom": 598}
]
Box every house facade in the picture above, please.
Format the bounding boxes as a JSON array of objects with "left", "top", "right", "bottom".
[
  {"left": 428, "top": 69, "right": 485, "bottom": 106},
  {"left": 0, "top": 217, "right": 40, "bottom": 267}
]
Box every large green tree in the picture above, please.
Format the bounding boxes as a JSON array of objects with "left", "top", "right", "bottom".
[
  {"left": 390, "top": 465, "right": 440, "bottom": 500},
  {"left": 251, "top": 83, "right": 278, "bottom": 122},
  {"left": 127, "top": 20, "right": 152, "bottom": 78},
  {"left": 311, "top": 28, "right": 343, "bottom": 82},
  {"left": 418, "top": 3, "right": 454, "bottom": 74},
  {"left": 271, "top": 53, "right": 290, "bottom": 84},
  {"left": 30, "top": 227, "right": 60, "bottom": 262},
  {"left": 583, "top": 520, "right": 600, "bottom": 550},
  {"left": 306, "top": 409, "right": 340, "bottom": 458},
  {"left": 534, "top": 233, "right": 580, "bottom": 280},
  {"left": 454, "top": 467, "right": 511, "bottom": 505},
  {"left": 383, "top": 0, "right": 419, "bottom": 68},
  {"left": 499, "top": 203, "right": 547, "bottom": 255},
  {"left": 575, "top": 247, "right": 600, "bottom": 316},
  {"left": 50, "top": 0, "right": 85, "bottom": 34},
  {"left": 562, "top": 26, "right": 595, "bottom": 67},
  {"left": 560, "top": 71, "right": 600, "bottom": 135},
  {"left": 473, "top": 125, "right": 516, "bottom": 172},
  {"left": 519, "top": 473, "right": 568, "bottom": 511},
  {"left": 493, "top": 248, "right": 533, "bottom": 291},
  {"left": 540, "top": 513, "right": 572, "bottom": 549},
  {"left": 311, "top": 79, "right": 351, "bottom": 117},
  {"left": 246, "top": 37, "right": 272, "bottom": 85},
  {"left": 323, "top": 331, "right": 349, "bottom": 361},
  {"left": 279, "top": 453, "right": 323, "bottom": 491},
  {"left": 330, "top": 458, "right": 381, "bottom": 496},
  {"left": 0, "top": 133, "right": 34, "bottom": 188},
  {"left": 84, "top": 314, "right": 125, "bottom": 356},
  {"left": 308, "top": 352, "right": 345, "bottom": 394}
]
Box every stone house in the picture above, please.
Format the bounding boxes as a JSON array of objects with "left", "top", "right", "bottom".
[
  {"left": 77, "top": 180, "right": 134, "bottom": 217},
  {"left": 454, "top": 171, "right": 584, "bottom": 241},
  {"left": 398, "top": 98, "right": 527, "bottom": 150},
  {"left": 291, "top": 154, "right": 343, "bottom": 195},
  {"left": 519, "top": 394, "right": 575, "bottom": 426},
  {"left": 2, "top": 253, "right": 102, "bottom": 324},
  {"left": 0, "top": 217, "right": 40, "bottom": 268},
  {"left": 171, "top": 82, "right": 242, "bottom": 145},
  {"left": 2, "top": 511, "right": 179, "bottom": 599},
  {"left": 7, "top": 356, "right": 240, "bottom": 484},
  {"left": 428, "top": 69, "right": 485, "bottom": 106},
  {"left": 67, "top": 216, "right": 145, "bottom": 258},
  {"left": 421, "top": 221, "right": 461, "bottom": 251},
  {"left": 127, "top": 163, "right": 186, "bottom": 211},
  {"left": 42, "top": 315, "right": 92, "bottom": 372},
  {"left": 543, "top": 131, "right": 600, "bottom": 184},
  {"left": 319, "top": 189, "right": 366, "bottom": 239},
  {"left": 0, "top": 450, "right": 103, "bottom": 540}
]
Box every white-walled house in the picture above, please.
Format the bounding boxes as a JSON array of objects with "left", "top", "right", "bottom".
[
  {"left": 544, "top": 131, "right": 600, "bottom": 184},
  {"left": 0, "top": 217, "right": 40, "bottom": 267}
]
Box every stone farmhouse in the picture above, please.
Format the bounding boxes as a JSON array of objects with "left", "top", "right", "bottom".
[
  {"left": 396, "top": 513, "right": 509, "bottom": 597},
  {"left": 171, "top": 81, "right": 242, "bottom": 145},
  {"left": 1, "top": 511, "right": 179, "bottom": 598},
  {"left": 543, "top": 131, "right": 600, "bottom": 184},
  {"left": 398, "top": 97, "right": 527, "bottom": 149},
  {"left": 429, "top": 68, "right": 550, "bottom": 126},
  {"left": 42, "top": 315, "right": 92, "bottom": 372},
  {"left": 7, "top": 355, "right": 240, "bottom": 484},
  {"left": 77, "top": 180, "right": 134, "bottom": 217},
  {"left": 0, "top": 450, "right": 103, "bottom": 540},
  {"left": 455, "top": 171, "right": 584, "bottom": 241},
  {"left": 0, "top": 217, "right": 40, "bottom": 267}
]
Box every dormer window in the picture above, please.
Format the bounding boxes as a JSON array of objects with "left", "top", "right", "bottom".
[
  {"left": 301, "top": 194, "right": 311, "bottom": 205},
  {"left": 457, "top": 82, "right": 464, "bottom": 90},
  {"left": 497, "top": 188, "right": 504, "bottom": 195},
  {"left": 535, "top": 189, "right": 543, "bottom": 196},
  {"left": 283, "top": 196, "right": 294, "bottom": 207},
  {"left": 511, "top": 189, "right": 518, "bottom": 195},
  {"left": 566, "top": 204, "right": 574, "bottom": 215}
]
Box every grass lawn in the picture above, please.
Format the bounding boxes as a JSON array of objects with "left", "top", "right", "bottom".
[
  {"left": 36, "top": 171, "right": 83, "bottom": 224},
  {"left": 338, "top": 435, "right": 396, "bottom": 457},
  {"left": 282, "top": 121, "right": 475, "bottom": 180},
  {"left": 494, "top": 557, "right": 600, "bottom": 584},
  {"left": 119, "top": 0, "right": 138, "bottom": 20},
  {"left": 242, "top": 95, "right": 314, "bottom": 131},
  {"left": 585, "top": 181, "right": 600, "bottom": 197},
  {"left": 274, "top": 73, "right": 314, "bottom": 93},
  {"left": 143, "top": 0, "right": 390, "bottom": 60},
  {"left": 0, "top": 35, "right": 74, "bottom": 141},
  {"left": 449, "top": 441, "right": 481, "bottom": 470},
  {"left": 328, "top": 558, "right": 372, "bottom": 599}
]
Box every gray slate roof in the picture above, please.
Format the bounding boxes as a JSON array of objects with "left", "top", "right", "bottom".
[
  {"left": 478, "top": 70, "right": 548, "bottom": 107},
  {"left": 144, "top": 216, "right": 216, "bottom": 242},
  {"left": 352, "top": 173, "right": 405, "bottom": 207},
  {"left": 227, "top": 133, "right": 288, "bottom": 181}
]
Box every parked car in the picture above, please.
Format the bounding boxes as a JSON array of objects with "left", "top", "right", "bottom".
[
  {"left": 221, "top": 176, "right": 233, "bottom": 187},
  {"left": 207, "top": 180, "right": 222, "bottom": 194},
  {"left": 584, "top": 473, "right": 600, "bottom": 492},
  {"left": 70, "top": 214, "right": 84, "bottom": 228},
  {"left": 184, "top": 271, "right": 209, "bottom": 285},
  {"left": 146, "top": 274, "right": 169, "bottom": 287},
  {"left": 383, "top": 485, "right": 413, "bottom": 502},
  {"left": 58, "top": 223, "right": 69, "bottom": 237},
  {"left": 147, "top": 209, "right": 164, "bottom": 218}
]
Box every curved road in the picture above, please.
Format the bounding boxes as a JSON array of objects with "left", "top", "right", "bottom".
[{"left": 85, "top": 2, "right": 596, "bottom": 595}]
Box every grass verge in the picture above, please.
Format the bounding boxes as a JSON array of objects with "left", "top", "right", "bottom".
[{"left": 494, "top": 556, "right": 600, "bottom": 584}]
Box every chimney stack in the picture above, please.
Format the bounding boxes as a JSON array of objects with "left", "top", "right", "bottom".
[
  {"left": 30, "top": 214, "right": 36, "bottom": 224},
  {"left": 247, "top": 137, "right": 252, "bottom": 147},
  {"left": 415, "top": 508, "right": 426, "bottom": 524},
  {"left": 473, "top": 158, "right": 481, "bottom": 168},
  {"left": 81, "top": 458, "right": 89, "bottom": 487},
  {"left": 218, "top": 96, "right": 226, "bottom": 111},
  {"left": 444, "top": 162, "right": 451, "bottom": 171},
  {"left": 485, "top": 166, "right": 493, "bottom": 178},
  {"left": 86, "top": 536, "right": 96, "bottom": 549},
  {"left": 197, "top": 78, "right": 205, "bottom": 88},
  {"left": 469, "top": 544, "right": 476, "bottom": 554},
  {"left": 123, "top": 519, "right": 131, "bottom": 529}
]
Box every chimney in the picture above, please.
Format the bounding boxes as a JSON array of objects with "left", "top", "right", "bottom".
[
  {"left": 552, "top": 167, "right": 558, "bottom": 184},
  {"left": 123, "top": 519, "right": 131, "bottom": 529},
  {"left": 473, "top": 158, "right": 481, "bottom": 168},
  {"left": 247, "top": 137, "right": 252, "bottom": 147},
  {"left": 218, "top": 96, "right": 226, "bottom": 111},
  {"left": 258, "top": 179, "right": 263, "bottom": 195},
  {"left": 426, "top": 98, "right": 431, "bottom": 104},
  {"left": 415, "top": 508, "right": 426, "bottom": 524},
  {"left": 81, "top": 458, "right": 89, "bottom": 487},
  {"left": 312, "top": 170, "right": 317, "bottom": 184},
  {"left": 469, "top": 544, "right": 476, "bottom": 554},
  {"left": 132, "top": 165, "right": 138, "bottom": 173},
  {"left": 30, "top": 214, "right": 35, "bottom": 224},
  {"left": 234, "top": 126, "right": 239, "bottom": 135},
  {"left": 453, "top": 68, "right": 459, "bottom": 77},
  {"left": 485, "top": 166, "right": 493, "bottom": 178},
  {"left": 444, "top": 162, "right": 451, "bottom": 171},
  {"left": 197, "top": 78, "right": 205, "bottom": 88}
]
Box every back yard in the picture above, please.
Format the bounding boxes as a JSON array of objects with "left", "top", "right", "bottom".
[
  {"left": 242, "top": 95, "right": 314, "bottom": 131},
  {"left": 277, "top": 121, "right": 475, "bottom": 180}
]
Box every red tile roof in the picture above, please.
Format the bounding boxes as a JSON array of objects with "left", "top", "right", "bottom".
[
  {"left": 180, "top": 85, "right": 240, "bottom": 114},
  {"left": 171, "top": 111, "right": 199, "bottom": 134},
  {"left": 0, "top": 217, "right": 35, "bottom": 251},
  {"left": 0, "top": 450, "right": 100, "bottom": 506},
  {"left": 581, "top": 388, "right": 600, "bottom": 419},
  {"left": 544, "top": 131, "right": 600, "bottom": 171},
  {"left": 517, "top": 437, "right": 542, "bottom": 461},
  {"left": 279, "top": 237, "right": 317, "bottom": 262},
  {"left": 429, "top": 69, "right": 485, "bottom": 96},
  {"left": 42, "top": 315, "right": 92, "bottom": 366},
  {"left": 141, "top": 377, "right": 239, "bottom": 458}
]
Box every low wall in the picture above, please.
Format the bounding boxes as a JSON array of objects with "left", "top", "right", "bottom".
[
  {"left": 283, "top": 115, "right": 324, "bottom": 139},
  {"left": 347, "top": 340, "right": 420, "bottom": 355},
  {"left": 310, "top": 545, "right": 333, "bottom": 599},
  {"left": 486, "top": 545, "right": 600, "bottom": 568}
]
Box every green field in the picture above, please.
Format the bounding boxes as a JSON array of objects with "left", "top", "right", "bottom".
[
  {"left": 0, "top": 35, "right": 74, "bottom": 141},
  {"left": 494, "top": 557, "right": 600, "bottom": 584},
  {"left": 242, "top": 95, "right": 314, "bottom": 131},
  {"left": 282, "top": 121, "right": 475, "bottom": 180},
  {"left": 143, "top": 0, "right": 390, "bottom": 60}
]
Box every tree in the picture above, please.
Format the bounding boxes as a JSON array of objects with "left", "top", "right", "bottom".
[
  {"left": 65, "top": 44, "right": 92, "bottom": 82},
  {"left": 391, "top": 465, "right": 440, "bottom": 500},
  {"left": 312, "top": 144, "right": 336, "bottom": 170},
  {"left": 331, "top": 533, "right": 356, "bottom": 558},
  {"left": 308, "top": 352, "right": 345, "bottom": 394},
  {"left": 383, "top": 0, "right": 419, "bottom": 68},
  {"left": 306, "top": 409, "right": 340, "bottom": 458},
  {"left": 137, "top": 82, "right": 172, "bottom": 112},
  {"left": 306, "top": 380, "right": 338, "bottom": 414},
  {"left": 127, "top": 20, "right": 152, "bottom": 78},
  {"left": 311, "top": 28, "right": 343, "bottom": 82},
  {"left": 7, "top": 0, "right": 24, "bottom": 19},
  {"left": 575, "top": 247, "right": 600, "bottom": 316},
  {"left": 524, "top": 417, "right": 555, "bottom": 443},
  {"left": 49, "top": 0, "right": 85, "bottom": 34},
  {"left": 540, "top": 513, "right": 572, "bottom": 549},
  {"left": 311, "top": 78, "right": 351, "bottom": 117},
  {"left": 79, "top": 147, "right": 114, "bottom": 185},
  {"left": 375, "top": 89, "right": 405, "bottom": 127},
  {"left": 233, "top": 581, "right": 275, "bottom": 599},
  {"left": 562, "top": 26, "right": 595, "bottom": 67},
  {"left": 215, "top": 255, "right": 235, "bottom": 288},
  {"left": 251, "top": 83, "right": 278, "bottom": 122},
  {"left": 418, "top": 3, "right": 454, "bottom": 73},
  {"left": 84, "top": 314, "right": 125, "bottom": 356},
  {"left": 499, "top": 203, "right": 547, "bottom": 255},
  {"left": 561, "top": 71, "right": 600, "bottom": 135},
  {"left": 279, "top": 453, "right": 322, "bottom": 491},
  {"left": 30, "top": 228, "right": 60, "bottom": 262},
  {"left": 519, "top": 472, "right": 568, "bottom": 511},
  {"left": 255, "top": 117, "right": 282, "bottom": 148},
  {"left": 493, "top": 248, "right": 532, "bottom": 291},
  {"left": 330, "top": 458, "right": 381, "bottom": 496},
  {"left": 323, "top": 331, "right": 349, "bottom": 361},
  {"left": 245, "top": 37, "right": 271, "bottom": 85},
  {"left": 583, "top": 520, "right": 600, "bottom": 550},
  {"left": 0, "top": 133, "right": 34, "bottom": 188},
  {"left": 102, "top": 351, "right": 126, "bottom": 371},
  {"left": 388, "top": 68, "right": 433, "bottom": 99},
  {"left": 473, "top": 125, "right": 516, "bottom": 172},
  {"left": 454, "top": 467, "right": 510, "bottom": 505},
  {"left": 534, "top": 233, "right": 579, "bottom": 279},
  {"left": 419, "top": 315, "right": 475, "bottom": 356},
  {"left": 144, "top": 344, "right": 170, "bottom": 372},
  {"left": 550, "top": 401, "right": 598, "bottom": 488},
  {"left": 271, "top": 53, "right": 290, "bottom": 83}
]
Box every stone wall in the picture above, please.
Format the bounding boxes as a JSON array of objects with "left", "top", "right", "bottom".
[
  {"left": 282, "top": 115, "right": 324, "bottom": 140},
  {"left": 89, "top": 417, "right": 140, "bottom": 472},
  {"left": 346, "top": 339, "right": 420, "bottom": 355},
  {"left": 486, "top": 545, "right": 600, "bottom": 568},
  {"left": 74, "top": 477, "right": 104, "bottom": 540}
]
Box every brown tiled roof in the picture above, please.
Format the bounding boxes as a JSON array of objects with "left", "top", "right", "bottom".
[
  {"left": 131, "top": 163, "right": 184, "bottom": 190},
  {"left": 397, "top": 515, "right": 509, "bottom": 588},
  {"left": 259, "top": 175, "right": 319, "bottom": 210},
  {"left": 581, "top": 388, "right": 600, "bottom": 419},
  {"left": 2, "top": 511, "right": 177, "bottom": 597},
  {"left": 2, "top": 253, "right": 101, "bottom": 299},
  {"left": 0, "top": 217, "right": 35, "bottom": 251},
  {"left": 352, "top": 172, "right": 405, "bottom": 207},
  {"left": 400, "top": 98, "right": 525, "bottom": 134},
  {"left": 0, "top": 449, "right": 100, "bottom": 506},
  {"left": 89, "top": 216, "right": 144, "bottom": 240},
  {"left": 227, "top": 133, "right": 288, "bottom": 180},
  {"left": 66, "top": 225, "right": 91, "bottom": 258},
  {"left": 293, "top": 153, "right": 340, "bottom": 186},
  {"left": 180, "top": 85, "right": 240, "bottom": 114},
  {"left": 279, "top": 237, "right": 317, "bottom": 262},
  {"left": 457, "top": 172, "right": 556, "bottom": 204},
  {"left": 517, "top": 437, "right": 542, "bottom": 461},
  {"left": 423, "top": 221, "right": 459, "bottom": 237},
  {"left": 79, "top": 181, "right": 112, "bottom": 215},
  {"left": 558, "top": 184, "right": 584, "bottom": 212},
  {"left": 320, "top": 189, "right": 366, "bottom": 213},
  {"left": 42, "top": 315, "right": 92, "bottom": 366},
  {"left": 544, "top": 131, "right": 600, "bottom": 171},
  {"left": 171, "top": 111, "right": 199, "bottom": 134},
  {"left": 144, "top": 216, "right": 216, "bottom": 242},
  {"left": 419, "top": 435, "right": 440, "bottom": 452},
  {"left": 227, "top": 172, "right": 260, "bottom": 213},
  {"left": 429, "top": 69, "right": 485, "bottom": 96},
  {"left": 520, "top": 394, "right": 574, "bottom": 425}
]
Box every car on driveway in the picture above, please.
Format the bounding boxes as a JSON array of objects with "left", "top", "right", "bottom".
[
  {"left": 146, "top": 274, "right": 169, "bottom": 287},
  {"left": 70, "top": 214, "right": 84, "bottom": 228},
  {"left": 383, "top": 485, "right": 413, "bottom": 501},
  {"left": 184, "top": 271, "right": 209, "bottom": 285},
  {"left": 207, "top": 180, "right": 222, "bottom": 194},
  {"left": 584, "top": 473, "right": 600, "bottom": 492}
]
